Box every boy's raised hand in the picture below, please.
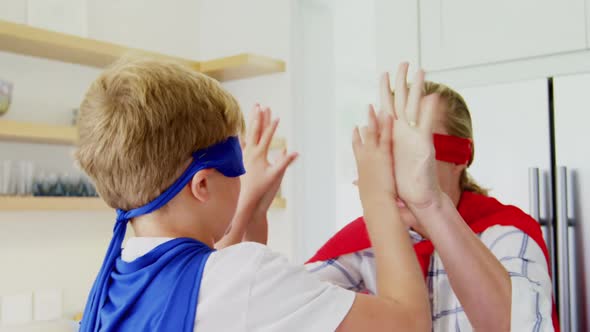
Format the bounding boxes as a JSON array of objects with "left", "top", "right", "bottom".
[
  {"left": 380, "top": 63, "right": 441, "bottom": 210},
  {"left": 217, "top": 105, "right": 297, "bottom": 248},
  {"left": 240, "top": 104, "right": 298, "bottom": 215},
  {"left": 352, "top": 106, "right": 396, "bottom": 212}
]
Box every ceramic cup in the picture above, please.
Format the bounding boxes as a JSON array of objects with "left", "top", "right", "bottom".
[{"left": 0, "top": 79, "right": 13, "bottom": 115}]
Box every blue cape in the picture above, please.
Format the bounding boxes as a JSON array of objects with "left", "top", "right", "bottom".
[{"left": 80, "top": 136, "right": 245, "bottom": 332}]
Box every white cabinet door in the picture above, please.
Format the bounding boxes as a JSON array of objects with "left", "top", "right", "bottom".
[
  {"left": 420, "top": 0, "right": 587, "bottom": 70},
  {"left": 457, "top": 79, "right": 551, "bottom": 215},
  {"left": 553, "top": 73, "right": 590, "bottom": 332}
]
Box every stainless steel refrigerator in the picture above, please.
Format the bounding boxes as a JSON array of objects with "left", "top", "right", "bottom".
[{"left": 456, "top": 75, "right": 589, "bottom": 331}]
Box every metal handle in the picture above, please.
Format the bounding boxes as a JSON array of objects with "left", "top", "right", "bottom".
[
  {"left": 528, "top": 168, "right": 541, "bottom": 222},
  {"left": 529, "top": 167, "right": 557, "bottom": 297},
  {"left": 543, "top": 170, "right": 557, "bottom": 300},
  {"left": 557, "top": 166, "right": 570, "bottom": 332},
  {"left": 569, "top": 225, "right": 578, "bottom": 332}
]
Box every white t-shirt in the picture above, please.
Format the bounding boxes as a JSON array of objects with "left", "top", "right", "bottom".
[{"left": 122, "top": 238, "right": 355, "bottom": 332}]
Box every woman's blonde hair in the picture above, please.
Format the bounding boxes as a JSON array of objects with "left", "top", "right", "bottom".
[
  {"left": 75, "top": 57, "right": 244, "bottom": 210},
  {"left": 423, "top": 81, "right": 489, "bottom": 196}
]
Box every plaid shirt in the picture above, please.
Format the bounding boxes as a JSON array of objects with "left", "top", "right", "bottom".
[{"left": 305, "top": 226, "right": 554, "bottom": 331}]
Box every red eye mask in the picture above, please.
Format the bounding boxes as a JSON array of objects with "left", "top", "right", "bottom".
[{"left": 433, "top": 133, "right": 473, "bottom": 165}]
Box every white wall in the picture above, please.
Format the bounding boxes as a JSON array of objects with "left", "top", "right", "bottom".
[
  {"left": 198, "top": 0, "right": 296, "bottom": 259},
  {"left": 0, "top": 8, "right": 111, "bottom": 318},
  {"left": 375, "top": 0, "right": 420, "bottom": 72},
  {"left": 292, "top": 0, "right": 337, "bottom": 262},
  {"left": 293, "top": 0, "right": 421, "bottom": 261},
  {"left": 87, "top": 0, "right": 200, "bottom": 58}
]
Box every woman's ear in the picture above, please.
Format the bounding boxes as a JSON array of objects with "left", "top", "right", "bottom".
[
  {"left": 189, "top": 169, "right": 213, "bottom": 203},
  {"left": 453, "top": 163, "right": 468, "bottom": 177}
]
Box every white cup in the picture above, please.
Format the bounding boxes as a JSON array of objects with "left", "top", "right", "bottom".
[
  {"left": 0, "top": 160, "right": 14, "bottom": 195},
  {"left": 15, "top": 161, "right": 34, "bottom": 196}
]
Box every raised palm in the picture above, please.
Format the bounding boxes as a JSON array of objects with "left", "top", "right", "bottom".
[
  {"left": 380, "top": 64, "right": 441, "bottom": 210},
  {"left": 240, "top": 105, "right": 297, "bottom": 214}
]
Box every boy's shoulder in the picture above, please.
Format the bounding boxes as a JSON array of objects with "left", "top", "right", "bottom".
[
  {"left": 206, "top": 241, "right": 272, "bottom": 272},
  {"left": 205, "top": 241, "right": 296, "bottom": 284},
  {"left": 213, "top": 241, "right": 269, "bottom": 259}
]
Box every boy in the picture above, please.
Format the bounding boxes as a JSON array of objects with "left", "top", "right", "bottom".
[{"left": 76, "top": 57, "right": 431, "bottom": 331}]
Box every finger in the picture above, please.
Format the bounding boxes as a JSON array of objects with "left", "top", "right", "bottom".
[
  {"left": 394, "top": 63, "right": 410, "bottom": 121},
  {"left": 246, "top": 103, "right": 259, "bottom": 128},
  {"left": 246, "top": 104, "right": 262, "bottom": 145},
  {"left": 419, "top": 93, "right": 439, "bottom": 135},
  {"left": 405, "top": 69, "right": 425, "bottom": 126},
  {"left": 379, "top": 113, "right": 393, "bottom": 151},
  {"left": 352, "top": 126, "right": 362, "bottom": 162},
  {"left": 259, "top": 118, "right": 280, "bottom": 154},
  {"left": 373, "top": 104, "right": 382, "bottom": 139},
  {"left": 272, "top": 151, "right": 299, "bottom": 175},
  {"left": 379, "top": 72, "right": 395, "bottom": 115},
  {"left": 262, "top": 106, "right": 271, "bottom": 130},
  {"left": 352, "top": 179, "right": 358, "bottom": 186},
  {"left": 268, "top": 154, "right": 296, "bottom": 193},
  {"left": 377, "top": 108, "right": 387, "bottom": 141},
  {"left": 366, "top": 105, "right": 378, "bottom": 146},
  {"left": 360, "top": 126, "right": 368, "bottom": 143},
  {"left": 239, "top": 136, "right": 246, "bottom": 150},
  {"left": 377, "top": 108, "right": 387, "bottom": 123}
]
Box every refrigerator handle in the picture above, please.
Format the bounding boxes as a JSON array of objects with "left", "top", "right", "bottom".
[
  {"left": 528, "top": 167, "right": 541, "bottom": 222},
  {"left": 557, "top": 166, "right": 570, "bottom": 332},
  {"left": 530, "top": 167, "right": 557, "bottom": 297}
]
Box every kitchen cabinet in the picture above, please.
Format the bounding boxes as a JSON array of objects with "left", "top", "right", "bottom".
[{"left": 420, "top": 0, "right": 587, "bottom": 70}]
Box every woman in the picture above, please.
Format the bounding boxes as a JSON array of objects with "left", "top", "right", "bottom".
[{"left": 306, "top": 64, "right": 558, "bottom": 331}]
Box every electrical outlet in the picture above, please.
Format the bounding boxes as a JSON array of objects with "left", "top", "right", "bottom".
[
  {"left": 0, "top": 292, "right": 33, "bottom": 325},
  {"left": 34, "top": 289, "right": 62, "bottom": 321}
]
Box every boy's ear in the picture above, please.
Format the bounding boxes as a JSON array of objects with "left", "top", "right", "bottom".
[{"left": 189, "top": 169, "right": 213, "bottom": 202}]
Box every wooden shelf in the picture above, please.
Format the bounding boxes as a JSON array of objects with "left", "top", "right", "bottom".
[
  {"left": 0, "top": 120, "right": 287, "bottom": 148},
  {"left": 0, "top": 20, "right": 193, "bottom": 68},
  {"left": 0, "top": 119, "right": 77, "bottom": 145},
  {"left": 200, "top": 54, "right": 286, "bottom": 81},
  {"left": 0, "top": 196, "right": 285, "bottom": 211},
  {"left": 270, "top": 137, "right": 287, "bottom": 150},
  {"left": 0, "top": 196, "right": 108, "bottom": 211},
  {"left": 0, "top": 20, "right": 285, "bottom": 81},
  {"left": 271, "top": 197, "right": 287, "bottom": 209}
]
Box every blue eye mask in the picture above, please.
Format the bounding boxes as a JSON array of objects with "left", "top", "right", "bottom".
[
  {"left": 117, "top": 135, "right": 245, "bottom": 221},
  {"left": 80, "top": 136, "right": 245, "bottom": 331}
]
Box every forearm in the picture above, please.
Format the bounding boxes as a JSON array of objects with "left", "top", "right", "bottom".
[
  {"left": 243, "top": 213, "right": 268, "bottom": 244},
  {"left": 414, "top": 194, "right": 511, "bottom": 331},
  {"left": 363, "top": 200, "right": 430, "bottom": 316},
  {"left": 215, "top": 201, "right": 257, "bottom": 249}
]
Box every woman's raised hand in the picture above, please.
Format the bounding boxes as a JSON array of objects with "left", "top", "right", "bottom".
[{"left": 380, "top": 63, "right": 442, "bottom": 210}]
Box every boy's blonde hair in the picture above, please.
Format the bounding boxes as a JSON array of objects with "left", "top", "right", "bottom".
[{"left": 75, "top": 57, "right": 244, "bottom": 210}]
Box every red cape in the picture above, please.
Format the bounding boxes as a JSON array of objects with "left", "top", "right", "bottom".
[{"left": 307, "top": 191, "right": 559, "bottom": 330}]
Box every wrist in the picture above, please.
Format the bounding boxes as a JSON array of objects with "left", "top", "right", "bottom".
[
  {"left": 237, "top": 188, "right": 260, "bottom": 207},
  {"left": 407, "top": 190, "right": 446, "bottom": 214},
  {"left": 361, "top": 193, "right": 395, "bottom": 210},
  {"left": 234, "top": 198, "right": 258, "bottom": 225},
  {"left": 409, "top": 191, "right": 454, "bottom": 231},
  {"left": 362, "top": 198, "right": 403, "bottom": 230},
  {"left": 250, "top": 208, "right": 267, "bottom": 225}
]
